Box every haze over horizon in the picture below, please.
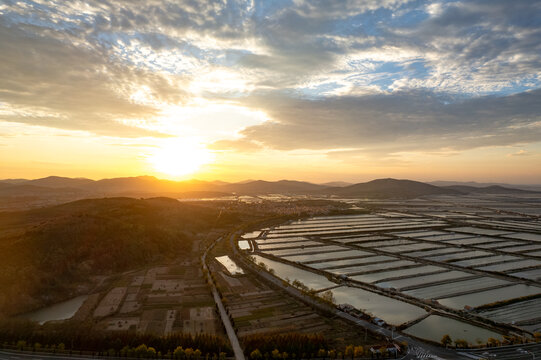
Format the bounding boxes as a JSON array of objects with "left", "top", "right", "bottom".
[
  {"left": 1, "top": 1, "right": 541, "bottom": 184},
  {"left": 2, "top": 174, "right": 541, "bottom": 187}
]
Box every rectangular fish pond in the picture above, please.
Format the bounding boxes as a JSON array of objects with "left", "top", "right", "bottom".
[
  {"left": 403, "top": 315, "right": 503, "bottom": 344},
  {"left": 328, "top": 286, "right": 427, "bottom": 325},
  {"left": 216, "top": 255, "right": 245, "bottom": 275},
  {"left": 251, "top": 255, "right": 336, "bottom": 290},
  {"left": 438, "top": 284, "right": 541, "bottom": 309}
]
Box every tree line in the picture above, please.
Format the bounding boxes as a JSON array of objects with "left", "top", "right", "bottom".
[
  {"left": 241, "top": 333, "right": 380, "bottom": 359},
  {"left": 0, "top": 319, "right": 231, "bottom": 357},
  {"left": 440, "top": 332, "right": 541, "bottom": 349}
]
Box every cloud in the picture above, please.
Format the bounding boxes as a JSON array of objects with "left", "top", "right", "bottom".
[
  {"left": 209, "top": 138, "right": 262, "bottom": 152},
  {"left": 508, "top": 149, "right": 530, "bottom": 157},
  {"left": 230, "top": 88, "right": 541, "bottom": 155},
  {"left": 290, "top": 0, "right": 413, "bottom": 19},
  {"left": 386, "top": 0, "right": 541, "bottom": 93},
  {"left": 0, "top": 21, "right": 179, "bottom": 137},
  {"left": 1, "top": 0, "right": 540, "bottom": 149},
  {"left": 3, "top": 0, "right": 540, "bottom": 96}
]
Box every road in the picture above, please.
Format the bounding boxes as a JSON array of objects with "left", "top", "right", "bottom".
[
  {"left": 0, "top": 350, "right": 98, "bottom": 360},
  {"left": 202, "top": 237, "right": 246, "bottom": 360},
  {"left": 229, "top": 234, "right": 471, "bottom": 360},
  {"left": 457, "top": 342, "right": 541, "bottom": 359}
]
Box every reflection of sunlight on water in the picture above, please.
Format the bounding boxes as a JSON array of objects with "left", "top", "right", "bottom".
[
  {"left": 252, "top": 255, "right": 335, "bottom": 290},
  {"left": 215, "top": 255, "right": 244, "bottom": 275},
  {"left": 238, "top": 240, "right": 251, "bottom": 250}
]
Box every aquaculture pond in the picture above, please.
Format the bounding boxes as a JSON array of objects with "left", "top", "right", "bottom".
[
  {"left": 327, "top": 260, "right": 418, "bottom": 276},
  {"left": 238, "top": 240, "right": 251, "bottom": 250},
  {"left": 418, "top": 233, "right": 477, "bottom": 241},
  {"left": 448, "top": 227, "right": 513, "bottom": 236},
  {"left": 478, "top": 298, "right": 541, "bottom": 323},
  {"left": 327, "top": 235, "right": 392, "bottom": 244},
  {"left": 438, "top": 284, "right": 541, "bottom": 309},
  {"left": 447, "top": 237, "right": 503, "bottom": 246},
  {"left": 350, "top": 265, "right": 444, "bottom": 283},
  {"left": 358, "top": 238, "right": 415, "bottom": 247},
  {"left": 426, "top": 251, "right": 489, "bottom": 262},
  {"left": 216, "top": 255, "right": 245, "bottom": 275},
  {"left": 501, "top": 244, "right": 541, "bottom": 253},
  {"left": 474, "top": 240, "right": 523, "bottom": 249},
  {"left": 283, "top": 249, "right": 372, "bottom": 263},
  {"left": 257, "top": 240, "right": 324, "bottom": 250},
  {"left": 309, "top": 255, "right": 395, "bottom": 269},
  {"left": 241, "top": 231, "right": 261, "bottom": 239},
  {"left": 404, "top": 277, "right": 510, "bottom": 300},
  {"left": 261, "top": 245, "right": 345, "bottom": 257},
  {"left": 392, "top": 230, "right": 446, "bottom": 238},
  {"left": 255, "top": 236, "right": 308, "bottom": 244},
  {"left": 21, "top": 295, "right": 88, "bottom": 324},
  {"left": 375, "top": 271, "right": 475, "bottom": 290},
  {"left": 381, "top": 243, "right": 443, "bottom": 253},
  {"left": 251, "top": 255, "right": 336, "bottom": 290},
  {"left": 451, "top": 255, "right": 521, "bottom": 267},
  {"left": 509, "top": 268, "right": 541, "bottom": 281},
  {"left": 504, "top": 232, "right": 541, "bottom": 242},
  {"left": 476, "top": 259, "right": 541, "bottom": 272},
  {"left": 406, "top": 248, "right": 465, "bottom": 258},
  {"left": 328, "top": 286, "right": 426, "bottom": 325},
  {"left": 403, "top": 315, "right": 503, "bottom": 344}
]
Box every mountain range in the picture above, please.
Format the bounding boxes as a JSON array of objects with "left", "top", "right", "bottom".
[
  {"left": 429, "top": 181, "right": 541, "bottom": 192},
  {"left": 1, "top": 175, "right": 539, "bottom": 211}
]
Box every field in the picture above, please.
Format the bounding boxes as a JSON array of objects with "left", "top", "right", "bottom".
[
  {"left": 89, "top": 261, "right": 222, "bottom": 337},
  {"left": 209, "top": 256, "right": 383, "bottom": 349}
]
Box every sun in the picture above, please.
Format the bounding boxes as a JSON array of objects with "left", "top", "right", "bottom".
[{"left": 148, "top": 139, "right": 213, "bottom": 178}]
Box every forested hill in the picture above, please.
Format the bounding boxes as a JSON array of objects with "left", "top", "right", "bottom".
[{"left": 0, "top": 197, "right": 239, "bottom": 317}]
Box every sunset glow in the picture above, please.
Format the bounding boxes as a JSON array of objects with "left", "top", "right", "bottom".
[
  {"left": 148, "top": 140, "right": 214, "bottom": 178},
  {"left": 2, "top": 2, "right": 541, "bottom": 356},
  {"left": 0, "top": 1, "right": 540, "bottom": 184}
]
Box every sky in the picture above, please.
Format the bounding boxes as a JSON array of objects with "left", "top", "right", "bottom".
[{"left": 1, "top": 0, "right": 540, "bottom": 184}]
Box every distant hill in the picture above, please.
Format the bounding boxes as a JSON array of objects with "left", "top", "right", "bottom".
[
  {"left": 322, "top": 178, "right": 460, "bottom": 198},
  {"left": 0, "top": 178, "right": 29, "bottom": 184},
  {"left": 0, "top": 184, "right": 87, "bottom": 196},
  {"left": 82, "top": 176, "right": 226, "bottom": 195},
  {"left": 209, "top": 180, "right": 230, "bottom": 186},
  {"left": 25, "top": 176, "right": 95, "bottom": 188},
  {"left": 1, "top": 176, "right": 539, "bottom": 210},
  {"left": 430, "top": 181, "right": 541, "bottom": 192},
  {"left": 81, "top": 175, "right": 170, "bottom": 193},
  {"left": 220, "top": 180, "right": 327, "bottom": 195},
  {"left": 0, "top": 182, "right": 16, "bottom": 190},
  {"left": 443, "top": 185, "right": 540, "bottom": 195},
  {"left": 320, "top": 181, "right": 353, "bottom": 187}
]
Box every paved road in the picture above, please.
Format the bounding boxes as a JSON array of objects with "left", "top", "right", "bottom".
[
  {"left": 229, "top": 234, "right": 470, "bottom": 360},
  {"left": 457, "top": 342, "right": 541, "bottom": 359},
  {"left": 202, "top": 237, "right": 246, "bottom": 360},
  {"left": 0, "top": 350, "right": 96, "bottom": 360}
]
